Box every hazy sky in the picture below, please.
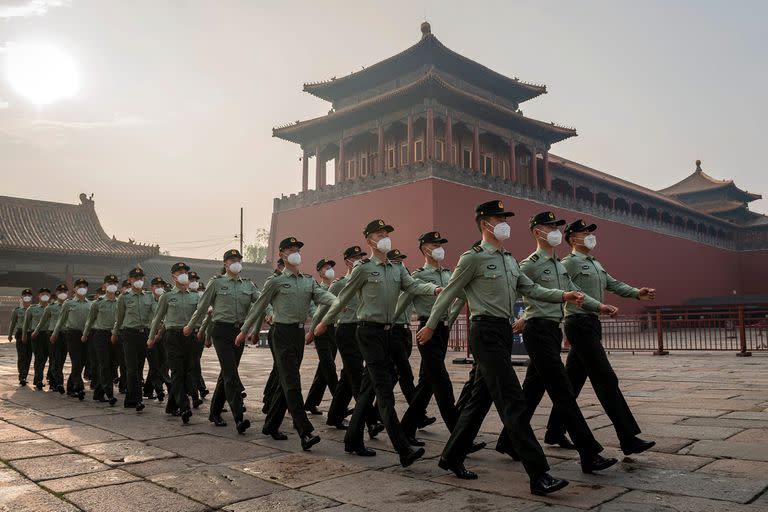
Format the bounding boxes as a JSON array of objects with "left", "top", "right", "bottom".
[{"left": 1, "top": 0, "right": 766, "bottom": 259}]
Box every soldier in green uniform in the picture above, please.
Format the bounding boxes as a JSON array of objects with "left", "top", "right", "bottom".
[
  {"left": 82, "top": 275, "right": 120, "bottom": 405},
  {"left": 258, "top": 258, "right": 283, "bottom": 414},
  {"left": 33, "top": 284, "right": 69, "bottom": 393},
  {"left": 148, "top": 262, "right": 200, "bottom": 424},
  {"left": 417, "top": 200, "right": 579, "bottom": 495},
  {"left": 385, "top": 250, "right": 419, "bottom": 409},
  {"left": 8, "top": 288, "right": 33, "bottom": 386},
  {"left": 496, "top": 211, "right": 619, "bottom": 474},
  {"left": 23, "top": 288, "right": 51, "bottom": 389},
  {"left": 544, "top": 219, "right": 656, "bottom": 456},
  {"left": 115, "top": 280, "right": 130, "bottom": 393},
  {"left": 187, "top": 271, "right": 207, "bottom": 405},
  {"left": 314, "top": 219, "right": 441, "bottom": 467},
  {"left": 51, "top": 278, "right": 91, "bottom": 400},
  {"left": 143, "top": 277, "right": 168, "bottom": 401},
  {"left": 112, "top": 267, "right": 155, "bottom": 411},
  {"left": 237, "top": 237, "right": 336, "bottom": 449},
  {"left": 303, "top": 258, "right": 339, "bottom": 416},
  {"left": 185, "top": 249, "right": 258, "bottom": 434}
]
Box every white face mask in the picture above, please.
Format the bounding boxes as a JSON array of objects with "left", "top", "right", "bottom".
[
  {"left": 430, "top": 247, "right": 445, "bottom": 261},
  {"left": 189, "top": 281, "right": 200, "bottom": 291},
  {"left": 76, "top": 287, "right": 88, "bottom": 296},
  {"left": 197, "top": 291, "right": 204, "bottom": 297},
  {"left": 545, "top": 229, "right": 563, "bottom": 247},
  {"left": 488, "top": 221, "right": 510, "bottom": 241},
  {"left": 57, "top": 292, "right": 68, "bottom": 301},
  {"left": 583, "top": 234, "right": 597, "bottom": 250},
  {"left": 228, "top": 262, "right": 243, "bottom": 274},
  {"left": 40, "top": 295, "right": 50, "bottom": 302},
  {"left": 176, "top": 273, "right": 189, "bottom": 284},
  {"left": 153, "top": 287, "right": 164, "bottom": 296},
  {"left": 324, "top": 268, "right": 335, "bottom": 280},
  {"left": 376, "top": 237, "right": 392, "bottom": 252},
  {"left": 22, "top": 295, "right": 32, "bottom": 303},
  {"left": 132, "top": 280, "right": 144, "bottom": 289},
  {"left": 105, "top": 284, "right": 118, "bottom": 294},
  {"left": 286, "top": 252, "right": 301, "bottom": 266}
]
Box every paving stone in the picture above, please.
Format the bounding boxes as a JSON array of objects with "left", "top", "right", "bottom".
[
  {"left": 233, "top": 453, "right": 367, "bottom": 488},
  {"left": 0, "top": 481, "right": 79, "bottom": 511},
  {"left": 147, "top": 433, "right": 280, "bottom": 464},
  {"left": 1, "top": 410, "right": 74, "bottom": 431},
  {"left": 41, "top": 468, "right": 141, "bottom": 493},
  {"left": 79, "top": 439, "right": 176, "bottom": 465},
  {"left": 684, "top": 440, "right": 768, "bottom": 462},
  {"left": 722, "top": 412, "right": 768, "bottom": 421},
  {"left": 726, "top": 428, "right": 768, "bottom": 443},
  {"left": 0, "top": 422, "right": 41, "bottom": 442},
  {"left": 605, "top": 489, "right": 767, "bottom": 511},
  {"left": 66, "top": 481, "right": 207, "bottom": 512},
  {"left": 149, "top": 465, "right": 285, "bottom": 507},
  {"left": 678, "top": 416, "right": 768, "bottom": 430},
  {"left": 77, "top": 413, "right": 191, "bottom": 440},
  {"left": 121, "top": 457, "right": 204, "bottom": 477},
  {"left": 696, "top": 458, "right": 768, "bottom": 480},
  {"left": 10, "top": 453, "right": 110, "bottom": 481},
  {"left": 222, "top": 489, "right": 340, "bottom": 512},
  {"left": 0, "top": 438, "right": 71, "bottom": 460},
  {"left": 599, "top": 423, "right": 742, "bottom": 441},
  {"left": 40, "top": 424, "right": 126, "bottom": 446}
]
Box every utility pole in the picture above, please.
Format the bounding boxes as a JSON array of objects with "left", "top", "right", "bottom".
[{"left": 239, "top": 207, "right": 244, "bottom": 255}]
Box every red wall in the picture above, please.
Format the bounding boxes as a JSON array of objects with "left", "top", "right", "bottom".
[{"left": 270, "top": 179, "right": 766, "bottom": 314}]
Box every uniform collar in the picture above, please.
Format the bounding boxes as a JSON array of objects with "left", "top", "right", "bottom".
[
  {"left": 535, "top": 247, "right": 556, "bottom": 261},
  {"left": 225, "top": 274, "right": 243, "bottom": 282},
  {"left": 371, "top": 255, "right": 391, "bottom": 266},
  {"left": 480, "top": 240, "right": 500, "bottom": 254},
  {"left": 130, "top": 288, "right": 145, "bottom": 296},
  {"left": 423, "top": 262, "right": 439, "bottom": 272},
  {"left": 172, "top": 287, "right": 189, "bottom": 294},
  {"left": 570, "top": 250, "right": 589, "bottom": 261},
  {"left": 284, "top": 269, "right": 301, "bottom": 278}
]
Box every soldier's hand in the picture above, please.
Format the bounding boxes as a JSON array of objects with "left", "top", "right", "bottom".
[
  {"left": 204, "top": 338, "right": 212, "bottom": 348},
  {"left": 21, "top": 335, "right": 27, "bottom": 344},
  {"left": 234, "top": 332, "right": 246, "bottom": 347},
  {"left": 146, "top": 338, "right": 155, "bottom": 349},
  {"left": 182, "top": 325, "right": 192, "bottom": 337},
  {"left": 50, "top": 334, "right": 57, "bottom": 343},
  {"left": 265, "top": 315, "right": 273, "bottom": 325},
  {"left": 7, "top": 334, "right": 12, "bottom": 342},
  {"left": 196, "top": 330, "right": 204, "bottom": 342},
  {"left": 31, "top": 331, "right": 38, "bottom": 340},
  {"left": 563, "top": 291, "right": 585, "bottom": 306},
  {"left": 416, "top": 326, "right": 434, "bottom": 345},
  {"left": 249, "top": 334, "right": 258, "bottom": 345},
  {"left": 81, "top": 335, "right": 87, "bottom": 343},
  {"left": 109, "top": 334, "right": 117, "bottom": 345},
  {"left": 638, "top": 287, "right": 656, "bottom": 301},
  {"left": 434, "top": 287, "right": 444, "bottom": 295},
  {"left": 512, "top": 318, "right": 525, "bottom": 333},
  {"left": 599, "top": 304, "right": 619, "bottom": 317},
  {"left": 305, "top": 331, "right": 314, "bottom": 345},
  {"left": 314, "top": 322, "right": 327, "bottom": 337}
]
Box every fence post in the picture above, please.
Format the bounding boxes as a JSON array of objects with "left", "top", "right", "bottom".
[
  {"left": 453, "top": 305, "right": 474, "bottom": 364},
  {"left": 736, "top": 305, "right": 752, "bottom": 357},
  {"left": 654, "top": 309, "right": 669, "bottom": 355}
]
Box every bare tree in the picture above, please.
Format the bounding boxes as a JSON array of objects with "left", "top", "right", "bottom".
[{"left": 244, "top": 228, "right": 270, "bottom": 263}]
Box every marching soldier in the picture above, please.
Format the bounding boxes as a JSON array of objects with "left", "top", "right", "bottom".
[
  {"left": 496, "top": 211, "right": 619, "bottom": 474},
  {"left": 259, "top": 258, "right": 283, "bottom": 414},
  {"left": 143, "top": 277, "right": 169, "bottom": 401},
  {"left": 22, "top": 288, "right": 51, "bottom": 390},
  {"left": 185, "top": 249, "right": 258, "bottom": 434},
  {"left": 314, "top": 219, "right": 440, "bottom": 467},
  {"left": 9, "top": 288, "right": 33, "bottom": 386},
  {"left": 187, "top": 272, "right": 207, "bottom": 405},
  {"left": 33, "top": 284, "right": 69, "bottom": 393},
  {"left": 543, "top": 219, "right": 657, "bottom": 456},
  {"left": 112, "top": 268, "right": 154, "bottom": 411},
  {"left": 303, "top": 258, "right": 339, "bottom": 416},
  {"left": 237, "top": 237, "right": 336, "bottom": 450},
  {"left": 417, "top": 200, "right": 579, "bottom": 495},
  {"left": 51, "top": 278, "right": 92, "bottom": 400},
  {"left": 82, "top": 275, "right": 120, "bottom": 405}
]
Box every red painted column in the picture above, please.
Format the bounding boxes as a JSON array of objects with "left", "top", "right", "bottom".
[
  {"left": 473, "top": 123, "right": 480, "bottom": 171},
  {"left": 315, "top": 145, "right": 323, "bottom": 189},
  {"left": 543, "top": 150, "right": 551, "bottom": 191},
  {"left": 407, "top": 114, "right": 414, "bottom": 165},
  {"left": 426, "top": 108, "right": 434, "bottom": 160},
  {"left": 530, "top": 147, "right": 538, "bottom": 188},
  {"left": 302, "top": 149, "right": 309, "bottom": 192},
  {"left": 509, "top": 140, "right": 516, "bottom": 182},
  {"left": 378, "top": 126, "right": 385, "bottom": 173},
  {"left": 445, "top": 112, "right": 453, "bottom": 165},
  {"left": 337, "top": 140, "right": 345, "bottom": 183}
]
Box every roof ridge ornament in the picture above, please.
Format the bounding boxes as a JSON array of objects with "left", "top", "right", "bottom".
[
  {"left": 695, "top": 159, "right": 702, "bottom": 172},
  {"left": 421, "top": 21, "right": 431, "bottom": 39}
]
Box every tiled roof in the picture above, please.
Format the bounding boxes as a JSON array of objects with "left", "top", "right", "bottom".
[
  {"left": 658, "top": 160, "right": 762, "bottom": 201},
  {"left": 0, "top": 195, "right": 159, "bottom": 258}
]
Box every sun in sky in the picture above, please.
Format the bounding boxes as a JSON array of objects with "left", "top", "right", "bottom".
[{"left": 4, "top": 42, "right": 79, "bottom": 106}]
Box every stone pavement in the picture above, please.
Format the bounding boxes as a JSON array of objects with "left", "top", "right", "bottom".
[{"left": 1, "top": 342, "right": 767, "bottom": 511}]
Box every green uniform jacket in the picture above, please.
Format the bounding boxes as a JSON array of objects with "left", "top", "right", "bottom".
[
  {"left": 310, "top": 273, "right": 360, "bottom": 333},
  {"left": 22, "top": 304, "right": 47, "bottom": 336},
  {"left": 188, "top": 274, "right": 259, "bottom": 329},
  {"left": 322, "top": 255, "right": 437, "bottom": 325},
  {"left": 112, "top": 289, "right": 155, "bottom": 335},
  {"left": 83, "top": 297, "right": 118, "bottom": 337},
  {"left": 425, "top": 240, "right": 567, "bottom": 330},
  {"left": 393, "top": 264, "right": 467, "bottom": 324},
  {"left": 9, "top": 306, "right": 29, "bottom": 334},
  {"left": 562, "top": 251, "right": 639, "bottom": 317},
  {"left": 149, "top": 287, "right": 200, "bottom": 340},
  {"left": 520, "top": 248, "right": 601, "bottom": 322},
  {"left": 52, "top": 298, "right": 92, "bottom": 337},
  {"left": 241, "top": 270, "right": 336, "bottom": 334},
  {"left": 33, "top": 302, "right": 64, "bottom": 335}
]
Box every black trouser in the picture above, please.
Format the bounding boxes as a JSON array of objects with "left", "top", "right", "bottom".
[
  {"left": 498, "top": 318, "right": 603, "bottom": 458},
  {"left": 84, "top": 329, "right": 96, "bottom": 384},
  {"left": 344, "top": 323, "right": 410, "bottom": 453},
  {"left": 121, "top": 328, "right": 148, "bottom": 406},
  {"left": 304, "top": 326, "right": 338, "bottom": 409},
  {"left": 91, "top": 330, "right": 114, "bottom": 399},
  {"left": 442, "top": 318, "right": 549, "bottom": 478},
  {"left": 143, "top": 337, "right": 168, "bottom": 397},
  {"left": 401, "top": 321, "right": 458, "bottom": 437},
  {"left": 546, "top": 315, "right": 641, "bottom": 446},
  {"left": 49, "top": 332, "right": 68, "bottom": 390},
  {"left": 262, "top": 325, "right": 279, "bottom": 410},
  {"left": 15, "top": 329, "right": 32, "bottom": 382},
  {"left": 164, "top": 329, "right": 196, "bottom": 414},
  {"left": 192, "top": 332, "right": 206, "bottom": 395},
  {"left": 209, "top": 322, "right": 245, "bottom": 422},
  {"left": 113, "top": 338, "right": 126, "bottom": 393},
  {"left": 32, "top": 331, "right": 50, "bottom": 386},
  {"left": 390, "top": 324, "right": 416, "bottom": 403},
  {"left": 327, "top": 323, "right": 377, "bottom": 427},
  {"left": 264, "top": 323, "right": 314, "bottom": 436},
  {"left": 65, "top": 330, "right": 86, "bottom": 394}
]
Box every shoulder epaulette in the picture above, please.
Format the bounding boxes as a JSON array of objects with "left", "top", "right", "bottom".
[
  {"left": 331, "top": 278, "right": 340, "bottom": 284},
  {"left": 529, "top": 253, "right": 540, "bottom": 262},
  {"left": 361, "top": 258, "right": 371, "bottom": 264},
  {"left": 413, "top": 267, "right": 424, "bottom": 273},
  {"left": 302, "top": 273, "right": 313, "bottom": 278},
  {"left": 561, "top": 253, "right": 573, "bottom": 260},
  {"left": 472, "top": 245, "right": 483, "bottom": 253},
  {"left": 212, "top": 275, "right": 223, "bottom": 280},
  {"left": 504, "top": 251, "right": 512, "bottom": 256}
]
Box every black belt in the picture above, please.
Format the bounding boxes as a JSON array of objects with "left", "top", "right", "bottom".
[
  {"left": 165, "top": 327, "right": 185, "bottom": 333},
  {"left": 274, "top": 322, "right": 305, "bottom": 329},
  {"left": 213, "top": 321, "right": 242, "bottom": 329},
  {"left": 359, "top": 321, "right": 393, "bottom": 330},
  {"left": 526, "top": 317, "right": 561, "bottom": 326},
  {"left": 418, "top": 317, "right": 446, "bottom": 327},
  {"left": 123, "top": 327, "right": 148, "bottom": 334},
  {"left": 471, "top": 315, "right": 513, "bottom": 325}
]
